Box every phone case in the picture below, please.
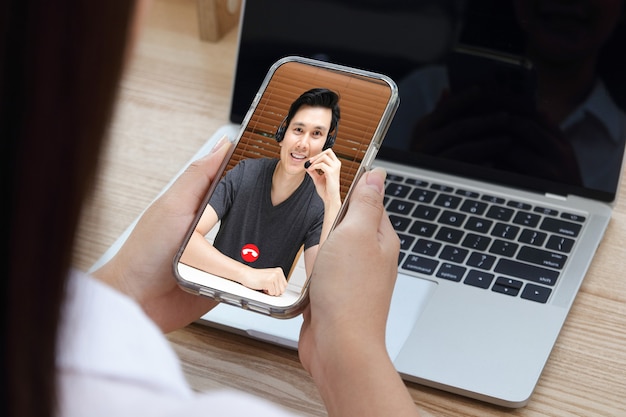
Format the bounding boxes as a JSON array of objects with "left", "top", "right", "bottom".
[{"left": 173, "top": 56, "right": 399, "bottom": 318}]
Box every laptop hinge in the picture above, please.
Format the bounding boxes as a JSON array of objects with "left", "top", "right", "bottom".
[{"left": 544, "top": 192, "right": 567, "bottom": 201}]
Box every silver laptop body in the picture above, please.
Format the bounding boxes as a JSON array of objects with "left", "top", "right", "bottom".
[{"left": 96, "top": 0, "right": 625, "bottom": 408}]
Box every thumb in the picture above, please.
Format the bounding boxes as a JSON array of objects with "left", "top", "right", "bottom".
[
  {"left": 159, "top": 136, "right": 232, "bottom": 214},
  {"left": 340, "top": 168, "right": 387, "bottom": 230}
]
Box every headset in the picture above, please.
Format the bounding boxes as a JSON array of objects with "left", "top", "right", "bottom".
[{"left": 275, "top": 115, "right": 339, "bottom": 150}]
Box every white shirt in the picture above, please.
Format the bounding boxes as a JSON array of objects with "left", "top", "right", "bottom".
[{"left": 57, "top": 269, "right": 298, "bottom": 416}]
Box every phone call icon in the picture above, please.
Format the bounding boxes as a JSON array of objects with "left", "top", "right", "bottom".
[{"left": 241, "top": 243, "right": 260, "bottom": 262}]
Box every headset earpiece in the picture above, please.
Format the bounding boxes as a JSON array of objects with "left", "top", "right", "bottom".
[
  {"left": 323, "top": 120, "right": 339, "bottom": 150},
  {"left": 275, "top": 117, "right": 287, "bottom": 143}
]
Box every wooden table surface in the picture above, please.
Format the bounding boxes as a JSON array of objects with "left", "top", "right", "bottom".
[{"left": 72, "top": 1, "right": 626, "bottom": 415}]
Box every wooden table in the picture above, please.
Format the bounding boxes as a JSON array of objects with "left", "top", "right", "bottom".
[{"left": 72, "top": 1, "right": 626, "bottom": 415}]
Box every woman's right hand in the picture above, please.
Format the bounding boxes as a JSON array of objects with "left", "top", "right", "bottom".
[{"left": 298, "top": 168, "right": 419, "bottom": 416}]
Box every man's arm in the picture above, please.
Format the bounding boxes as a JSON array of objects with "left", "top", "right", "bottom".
[
  {"left": 303, "top": 148, "right": 343, "bottom": 277},
  {"left": 180, "top": 205, "right": 288, "bottom": 296}
]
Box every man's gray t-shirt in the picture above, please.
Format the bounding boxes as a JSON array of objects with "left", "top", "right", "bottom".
[{"left": 209, "top": 158, "right": 324, "bottom": 276}]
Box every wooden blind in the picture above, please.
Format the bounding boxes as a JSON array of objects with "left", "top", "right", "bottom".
[{"left": 226, "top": 60, "right": 392, "bottom": 201}]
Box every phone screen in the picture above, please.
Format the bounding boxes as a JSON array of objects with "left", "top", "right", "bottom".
[{"left": 174, "top": 57, "right": 398, "bottom": 317}]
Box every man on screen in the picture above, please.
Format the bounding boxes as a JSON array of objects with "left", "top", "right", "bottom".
[{"left": 181, "top": 88, "right": 342, "bottom": 296}]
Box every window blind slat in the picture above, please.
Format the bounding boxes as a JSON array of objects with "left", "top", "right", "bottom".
[{"left": 225, "top": 61, "right": 392, "bottom": 201}]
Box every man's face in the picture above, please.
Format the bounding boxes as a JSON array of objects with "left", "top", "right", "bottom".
[{"left": 279, "top": 105, "right": 332, "bottom": 174}]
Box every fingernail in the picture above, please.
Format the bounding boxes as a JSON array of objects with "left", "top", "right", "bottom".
[
  {"left": 365, "top": 168, "right": 386, "bottom": 195},
  {"left": 210, "top": 135, "right": 231, "bottom": 154}
]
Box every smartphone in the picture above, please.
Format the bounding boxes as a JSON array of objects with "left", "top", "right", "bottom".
[{"left": 173, "top": 56, "right": 399, "bottom": 318}]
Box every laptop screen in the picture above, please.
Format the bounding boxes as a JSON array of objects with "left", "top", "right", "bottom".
[{"left": 231, "top": 0, "right": 626, "bottom": 202}]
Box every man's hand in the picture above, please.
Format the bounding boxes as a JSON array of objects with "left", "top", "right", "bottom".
[
  {"left": 306, "top": 148, "right": 342, "bottom": 207},
  {"left": 239, "top": 267, "right": 288, "bottom": 296}
]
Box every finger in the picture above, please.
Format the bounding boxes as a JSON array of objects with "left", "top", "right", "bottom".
[
  {"left": 338, "top": 168, "right": 386, "bottom": 233},
  {"left": 307, "top": 148, "right": 336, "bottom": 166}
]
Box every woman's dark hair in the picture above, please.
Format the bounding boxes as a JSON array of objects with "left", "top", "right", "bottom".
[{"left": 1, "top": 1, "right": 136, "bottom": 416}]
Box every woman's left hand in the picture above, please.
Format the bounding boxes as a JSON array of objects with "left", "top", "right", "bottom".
[{"left": 93, "top": 138, "right": 232, "bottom": 333}]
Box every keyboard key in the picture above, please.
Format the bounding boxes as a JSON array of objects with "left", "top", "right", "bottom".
[
  {"left": 397, "top": 233, "right": 415, "bottom": 251},
  {"left": 439, "top": 245, "right": 469, "bottom": 263},
  {"left": 460, "top": 199, "right": 488, "bottom": 215},
  {"left": 464, "top": 270, "right": 495, "bottom": 289},
  {"left": 521, "top": 284, "right": 552, "bottom": 303},
  {"left": 434, "top": 193, "right": 462, "bottom": 209},
  {"left": 398, "top": 251, "right": 406, "bottom": 265},
  {"left": 461, "top": 233, "right": 491, "bottom": 251},
  {"left": 534, "top": 206, "right": 559, "bottom": 216},
  {"left": 517, "top": 246, "right": 567, "bottom": 270},
  {"left": 437, "top": 263, "right": 466, "bottom": 282},
  {"left": 409, "top": 220, "right": 437, "bottom": 237},
  {"left": 438, "top": 210, "right": 467, "bottom": 227},
  {"left": 412, "top": 239, "right": 441, "bottom": 256},
  {"left": 546, "top": 235, "right": 575, "bottom": 253},
  {"left": 492, "top": 284, "right": 520, "bottom": 296},
  {"left": 489, "top": 239, "right": 519, "bottom": 257},
  {"left": 466, "top": 252, "right": 496, "bottom": 270},
  {"left": 513, "top": 211, "right": 541, "bottom": 227},
  {"left": 402, "top": 254, "right": 439, "bottom": 275},
  {"left": 456, "top": 189, "right": 480, "bottom": 198},
  {"left": 507, "top": 200, "right": 532, "bottom": 210},
  {"left": 561, "top": 212, "right": 586, "bottom": 222},
  {"left": 486, "top": 205, "right": 514, "bottom": 221},
  {"left": 495, "top": 277, "right": 523, "bottom": 290},
  {"left": 389, "top": 215, "right": 411, "bottom": 231},
  {"left": 491, "top": 223, "right": 520, "bottom": 240},
  {"left": 464, "top": 216, "right": 493, "bottom": 233},
  {"left": 518, "top": 229, "right": 547, "bottom": 246},
  {"left": 435, "top": 226, "right": 464, "bottom": 244},
  {"left": 431, "top": 183, "right": 454, "bottom": 192},
  {"left": 482, "top": 194, "right": 506, "bottom": 204},
  {"left": 386, "top": 182, "right": 410, "bottom": 198},
  {"left": 540, "top": 217, "right": 582, "bottom": 237},
  {"left": 492, "top": 277, "right": 523, "bottom": 296},
  {"left": 412, "top": 204, "right": 440, "bottom": 220},
  {"left": 387, "top": 199, "right": 415, "bottom": 215},
  {"left": 406, "top": 178, "right": 427, "bottom": 187},
  {"left": 409, "top": 188, "right": 436, "bottom": 203},
  {"left": 495, "top": 259, "right": 559, "bottom": 286},
  {"left": 386, "top": 173, "right": 404, "bottom": 182}
]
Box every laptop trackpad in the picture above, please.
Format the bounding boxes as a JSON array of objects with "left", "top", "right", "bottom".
[
  {"left": 386, "top": 274, "right": 437, "bottom": 359},
  {"left": 199, "top": 273, "right": 436, "bottom": 355}
]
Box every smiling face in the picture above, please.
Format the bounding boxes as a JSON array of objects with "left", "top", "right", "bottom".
[{"left": 278, "top": 105, "right": 332, "bottom": 175}]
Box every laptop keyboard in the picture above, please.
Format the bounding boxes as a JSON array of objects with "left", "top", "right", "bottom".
[{"left": 384, "top": 172, "right": 587, "bottom": 304}]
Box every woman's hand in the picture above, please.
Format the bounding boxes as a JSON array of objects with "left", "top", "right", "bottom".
[
  {"left": 299, "top": 168, "right": 419, "bottom": 416},
  {"left": 93, "top": 137, "right": 232, "bottom": 333}
]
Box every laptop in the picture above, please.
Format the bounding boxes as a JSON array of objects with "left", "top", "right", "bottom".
[{"left": 92, "top": 0, "right": 626, "bottom": 408}]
